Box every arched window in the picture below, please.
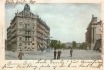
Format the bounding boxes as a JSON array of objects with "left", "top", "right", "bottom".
[
  {"left": 19, "top": 47, "right": 21, "bottom": 49},
  {"left": 32, "top": 43, "right": 34, "bottom": 45},
  {"left": 20, "top": 37, "right": 22, "bottom": 41},
  {"left": 32, "top": 38, "right": 34, "bottom": 41},
  {"left": 19, "top": 43, "right": 22, "bottom": 46},
  {"left": 25, "top": 46, "right": 27, "bottom": 49},
  {"left": 32, "top": 47, "right": 34, "bottom": 49}
]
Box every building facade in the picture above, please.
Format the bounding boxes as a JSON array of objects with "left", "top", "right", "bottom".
[
  {"left": 5, "top": 39, "right": 7, "bottom": 50},
  {"left": 7, "top": 4, "right": 50, "bottom": 51},
  {"left": 85, "top": 15, "right": 101, "bottom": 50}
]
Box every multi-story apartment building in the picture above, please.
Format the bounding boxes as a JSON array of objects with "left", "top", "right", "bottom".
[
  {"left": 7, "top": 4, "right": 50, "bottom": 51},
  {"left": 85, "top": 15, "right": 101, "bottom": 50}
]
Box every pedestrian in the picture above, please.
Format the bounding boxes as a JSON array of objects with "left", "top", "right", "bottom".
[
  {"left": 54, "top": 49, "right": 57, "bottom": 59},
  {"left": 57, "top": 51, "right": 60, "bottom": 59},
  {"left": 57, "top": 50, "right": 62, "bottom": 59},
  {"left": 18, "top": 50, "right": 24, "bottom": 60},
  {"left": 70, "top": 48, "right": 73, "bottom": 57},
  {"left": 59, "top": 51, "right": 62, "bottom": 59}
]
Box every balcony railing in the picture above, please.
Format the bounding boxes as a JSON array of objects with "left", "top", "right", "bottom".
[
  {"left": 11, "top": 38, "right": 16, "bottom": 42},
  {"left": 22, "top": 41, "right": 32, "bottom": 43},
  {"left": 23, "top": 27, "right": 32, "bottom": 31}
]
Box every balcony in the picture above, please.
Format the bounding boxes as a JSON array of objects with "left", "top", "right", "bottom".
[
  {"left": 22, "top": 41, "right": 32, "bottom": 43},
  {"left": 11, "top": 29, "right": 16, "bottom": 33},
  {"left": 11, "top": 38, "right": 16, "bottom": 42},
  {"left": 23, "top": 27, "right": 32, "bottom": 31},
  {"left": 37, "top": 40, "right": 43, "bottom": 43},
  {"left": 24, "top": 33, "right": 33, "bottom": 36},
  {"left": 37, "top": 28, "right": 43, "bottom": 33}
]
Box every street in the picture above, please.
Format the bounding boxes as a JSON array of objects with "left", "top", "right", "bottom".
[{"left": 5, "top": 49, "right": 101, "bottom": 60}]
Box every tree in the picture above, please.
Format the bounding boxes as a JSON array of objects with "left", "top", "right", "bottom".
[
  {"left": 60, "top": 43, "right": 66, "bottom": 49},
  {"left": 67, "top": 46, "right": 71, "bottom": 49},
  {"left": 57, "top": 40, "right": 61, "bottom": 49},
  {"left": 79, "top": 42, "right": 86, "bottom": 50},
  {"left": 72, "top": 41, "right": 77, "bottom": 49},
  {"left": 50, "top": 40, "right": 58, "bottom": 50},
  {"left": 50, "top": 40, "right": 66, "bottom": 50}
]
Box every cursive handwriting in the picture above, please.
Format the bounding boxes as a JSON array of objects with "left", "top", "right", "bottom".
[
  {"left": 2, "top": 60, "right": 103, "bottom": 70},
  {"left": 36, "top": 59, "right": 47, "bottom": 64},
  {"left": 6, "top": 0, "right": 36, "bottom": 8},
  {"left": 79, "top": 60, "right": 103, "bottom": 68}
]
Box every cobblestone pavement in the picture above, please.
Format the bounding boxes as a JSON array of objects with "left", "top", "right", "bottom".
[{"left": 5, "top": 49, "right": 101, "bottom": 60}]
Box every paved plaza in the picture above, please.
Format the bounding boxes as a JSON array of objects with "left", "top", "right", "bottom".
[{"left": 5, "top": 49, "right": 101, "bottom": 60}]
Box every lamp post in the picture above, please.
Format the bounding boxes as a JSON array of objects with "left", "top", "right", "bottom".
[{"left": 43, "top": 37, "right": 52, "bottom": 52}]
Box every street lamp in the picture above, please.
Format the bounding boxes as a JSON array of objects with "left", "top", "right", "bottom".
[{"left": 43, "top": 37, "right": 53, "bottom": 52}]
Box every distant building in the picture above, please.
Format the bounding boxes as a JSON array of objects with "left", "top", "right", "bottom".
[
  {"left": 7, "top": 4, "right": 50, "bottom": 51},
  {"left": 64, "top": 42, "right": 72, "bottom": 48},
  {"left": 77, "top": 43, "right": 82, "bottom": 47},
  {"left": 85, "top": 15, "right": 101, "bottom": 50},
  {"left": 64, "top": 42, "right": 81, "bottom": 48}
]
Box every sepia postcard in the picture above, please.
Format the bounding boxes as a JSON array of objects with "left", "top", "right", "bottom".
[{"left": 0, "top": 0, "right": 104, "bottom": 70}]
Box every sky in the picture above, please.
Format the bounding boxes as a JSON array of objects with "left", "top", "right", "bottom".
[{"left": 5, "top": 3, "right": 101, "bottom": 43}]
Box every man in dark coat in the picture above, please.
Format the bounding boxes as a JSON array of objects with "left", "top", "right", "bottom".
[
  {"left": 18, "top": 50, "right": 24, "bottom": 60},
  {"left": 70, "top": 48, "right": 73, "bottom": 57},
  {"left": 59, "top": 51, "right": 62, "bottom": 59},
  {"left": 54, "top": 50, "right": 57, "bottom": 59},
  {"left": 57, "top": 51, "right": 60, "bottom": 59},
  {"left": 57, "top": 50, "right": 62, "bottom": 59}
]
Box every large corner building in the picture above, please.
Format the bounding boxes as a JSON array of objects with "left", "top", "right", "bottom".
[
  {"left": 7, "top": 4, "right": 50, "bottom": 51},
  {"left": 85, "top": 15, "right": 102, "bottom": 51}
]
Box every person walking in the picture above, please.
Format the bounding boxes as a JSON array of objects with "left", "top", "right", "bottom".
[
  {"left": 57, "top": 51, "right": 60, "bottom": 59},
  {"left": 57, "top": 50, "right": 62, "bottom": 59},
  {"left": 54, "top": 49, "right": 57, "bottom": 59},
  {"left": 70, "top": 48, "right": 73, "bottom": 57},
  {"left": 59, "top": 51, "right": 62, "bottom": 59},
  {"left": 18, "top": 50, "right": 24, "bottom": 60}
]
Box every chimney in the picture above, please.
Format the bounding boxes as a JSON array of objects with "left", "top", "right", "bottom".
[{"left": 92, "top": 15, "right": 97, "bottom": 22}]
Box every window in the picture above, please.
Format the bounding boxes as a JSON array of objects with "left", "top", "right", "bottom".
[
  {"left": 33, "top": 26, "right": 34, "bottom": 29},
  {"left": 20, "top": 47, "right": 21, "bottom": 49},
  {"left": 19, "top": 43, "right": 22, "bottom": 46},
  {"left": 32, "top": 38, "right": 34, "bottom": 41},
  {"left": 20, "top": 24, "right": 22, "bottom": 27},
  {"left": 33, "top": 31, "right": 35, "bottom": 35},
  {"left": 25, "top": 46, "right": 27, "bottom": 49},
  {"left": 25, "top": 37, "right": 27, "bottom": 41},
  {"left": 25, "top": 24, "right": 30, "bottom": 28},
  {"left": 32, "top": 47, "right": 34, "bottom": 49},
  {"left": 25, "top": 24, "right": 27, "bottom": 28},
  {"left": 28, "top": 24, "right": 30, "bottom": 28},
  {"left": 28, "top": 43, "right": 30, "bottom": 45},
  {"left": 25, "top": 31, "right": 27, "bottom": 34},
  {"left": 25, "top": 31, "right": 28, "bottom": 34},
  {"left": 20, "top": 37, "right": 22, "bottom": 41},
  {"left": 28, "top": 31, "right": 30, "bottom": 35},
  {"left": 32, "top": 43, "right": 34, "bottom": 45},
  {"left": 19, "top": 22, "right": 22, "bottom": 27},
  {"left": 20, "top": 30, "right": 22, "bottom": 33}
]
